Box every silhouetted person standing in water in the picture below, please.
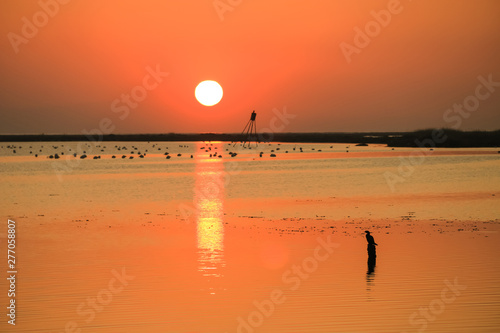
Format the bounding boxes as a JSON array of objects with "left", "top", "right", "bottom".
[{"left": 365, "top": 231, "right": 377, "bottom": 274}]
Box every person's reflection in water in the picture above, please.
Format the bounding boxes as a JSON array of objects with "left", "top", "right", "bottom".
[{"left": 365, "top": 231, "right": 377, "bottom": 274}]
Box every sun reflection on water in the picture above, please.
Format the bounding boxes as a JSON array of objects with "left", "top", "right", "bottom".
[{"left": 194, "top": 142, "right": 226, "bottom": 292}]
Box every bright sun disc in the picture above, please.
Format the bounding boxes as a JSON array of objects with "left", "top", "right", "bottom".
[{"left": 195, "top": 80, "right": 223, "bottom": 106}]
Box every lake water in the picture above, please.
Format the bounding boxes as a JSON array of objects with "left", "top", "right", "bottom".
[{"left": 0, "top": 141, "right": 499, "bottom": 332}]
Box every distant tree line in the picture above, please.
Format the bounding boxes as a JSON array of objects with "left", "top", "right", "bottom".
[{"left": 0, "top": 129, "right": 498, "bottom": 147}]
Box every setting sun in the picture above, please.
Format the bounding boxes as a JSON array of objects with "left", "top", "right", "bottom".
[{"left": 195, "top": 80, "right": 223, "bottom": 106}]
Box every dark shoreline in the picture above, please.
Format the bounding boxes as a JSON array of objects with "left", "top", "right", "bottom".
[{"left": 0, "top": 129, "right": 499, "bottom": 148}]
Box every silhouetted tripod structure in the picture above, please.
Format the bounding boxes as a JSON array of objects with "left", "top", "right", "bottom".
[{"left": 235, "top": 110, "right": 258, "bottom": 147}]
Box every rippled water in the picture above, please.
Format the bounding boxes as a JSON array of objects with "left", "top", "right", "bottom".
[{"left": 0, "top": 141, "right": 499, "bottom": 332}]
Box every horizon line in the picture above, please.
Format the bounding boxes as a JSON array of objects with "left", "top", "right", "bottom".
[{"left": 1, "top": 128, "right": 500, "bottom": 137}]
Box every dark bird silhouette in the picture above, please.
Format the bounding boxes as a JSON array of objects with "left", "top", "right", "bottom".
[
  {"left": 365, "top": 231, "right": 378, "bottom": 274},
  {"left": 365, "top": 230, "right": 377, "bottom": 257}
]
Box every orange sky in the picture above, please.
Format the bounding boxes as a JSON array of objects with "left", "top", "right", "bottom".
[{"left": 1, "top": 0, "right": 499, "bottom": 134}]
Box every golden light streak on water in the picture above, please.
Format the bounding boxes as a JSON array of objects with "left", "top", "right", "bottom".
[{"left": 194, "top": 142, "right": 226, "bottom": 292}]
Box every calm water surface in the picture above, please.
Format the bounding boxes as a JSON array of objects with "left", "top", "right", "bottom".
[{"left": 0, "top": 141, "right": 499, "bottom": 332}]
